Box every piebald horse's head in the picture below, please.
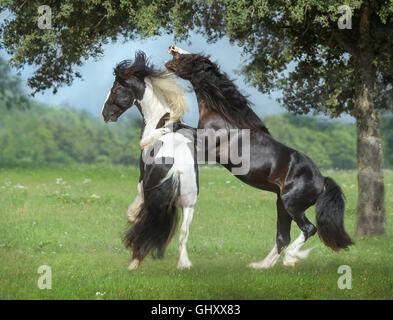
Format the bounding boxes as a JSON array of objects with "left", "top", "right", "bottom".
[{"left": 102, "top": 50, "right": 158, "bottom": 122}]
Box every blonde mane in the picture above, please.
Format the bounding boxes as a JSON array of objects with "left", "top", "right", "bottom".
[{"left": 148, "top": 72, "right": 188, "bottom": 123}]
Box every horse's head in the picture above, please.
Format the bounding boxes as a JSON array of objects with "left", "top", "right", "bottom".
[
  {"left": 165, "top": 46, "right": 211, "bottom": 81},
  {"left": 102, "top": 51, "right": 150, "bottom": 122}
]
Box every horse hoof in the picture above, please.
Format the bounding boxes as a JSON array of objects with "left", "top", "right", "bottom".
[
  {"left": 285, "top": 262, "right": 296, "bottom": 267},
  {"left": 128, "top": 259, "right": 140, "bottom": 270},
  {"left": 177, "top": 261, "right": 192, "bottom": 269},
  {"left": 248, "top": 262, "right": 270, "bottom": 269}
]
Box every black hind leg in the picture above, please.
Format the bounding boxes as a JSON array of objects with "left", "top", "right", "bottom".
[
  {"left": 280, "top": 197, "right": 317, "bottom": 266},
  {"left": 249, "top": 197, "right": 292, "bottom": 269},
  {"left": 291, "top": 211, "right": 317, "bottom": 241},
  {"left": 282, "top": 212, "right": 316, "bottom": 267},
  {"left": 276, "top": 197, "right": 292, "bottom": 254}
]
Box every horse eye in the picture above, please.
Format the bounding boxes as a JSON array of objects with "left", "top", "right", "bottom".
[{"left": 111, "top": 88, "right": 120, "bottom": 95}]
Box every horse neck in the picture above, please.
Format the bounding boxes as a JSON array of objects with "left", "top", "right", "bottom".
[
  {"left": 139, "top": 78, "right": 171, "bottom": 139},
  {"left": 194, "top": 88, "right": 228, "bottom": 129},
  {"left": 193, "top": 82, "right": 270, "bottom": 134}
]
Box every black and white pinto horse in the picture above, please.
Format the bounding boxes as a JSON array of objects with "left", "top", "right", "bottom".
[
  {"left": 165, "top": 46, "right": 353, "bottom": 269},
  {"left": 102, "top": 51, "right": 198, "bottom": 270}
]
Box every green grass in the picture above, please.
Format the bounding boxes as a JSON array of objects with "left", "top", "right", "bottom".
[{"left": 0, "top": 164, "right": 392, "bottom": 300}]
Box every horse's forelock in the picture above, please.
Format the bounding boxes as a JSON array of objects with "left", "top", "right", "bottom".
[{"left": 114, "top": 51, "right": 159, "bottom": 80}]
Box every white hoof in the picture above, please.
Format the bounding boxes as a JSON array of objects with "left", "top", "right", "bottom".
[
  {"left": 283, "top": 247, "right": 314, "bottom": 267},
  {"left": 296, "top": 247, "right": 314, "bottom": 259},
  {"left": 127, "top": 214, "right": 138, "bottom": 224},
  {"left": 128, "top": 259, "right": 140, "bottom": 270},
  {"left": 177, "top": 259, "right": 192, "bottom": 269},
  {"left": 248, "top": 260, "right": 276, "bottom": 269},
  {"left": 249, "top": 244, "right": 280, "bottom": 269}
]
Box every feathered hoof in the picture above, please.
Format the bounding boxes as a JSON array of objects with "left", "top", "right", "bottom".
[
  {"left": 284, "top": 261, "right": 296, "bottom": 267},
  {"left": 177, "top": 260, "right": 192, "bottom": 269},
  {"left": 128, "top": 259, "right": 140, "bottom": 270},
  {"left": 248, "top": 262, "right": 274, "bottom": 269}
]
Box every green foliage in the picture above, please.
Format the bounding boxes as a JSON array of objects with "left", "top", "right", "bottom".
[
  {"left": 0, "top": 103, "right": 142, "bottom": 166},
  {"left": 265, "top": 113, "right": 358, "bottom": 169},
  {"left": 0, "top": 0, "right": 195, "bottom": 94},
  {"left": 266, "top": 113, "right": 393, "bottom": 170},
  {"left": 205, "top": 0, "right": 393, "bottom": 118},
  {"left": 0, "top": 56, "right": 29, "bottom": 109}
]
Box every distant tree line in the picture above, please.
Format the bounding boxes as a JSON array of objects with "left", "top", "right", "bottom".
[
  {"left": 0, "top": 101, "right": 392, "bottom": 169},
  {"left": 0, "top": 102, "right": 142, "bottom": 166}
]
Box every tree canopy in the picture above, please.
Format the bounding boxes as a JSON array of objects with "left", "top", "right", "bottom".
[{"left": 1, "top": 1, "right": 392, "bottom": 114}]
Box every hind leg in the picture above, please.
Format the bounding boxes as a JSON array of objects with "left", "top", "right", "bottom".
[
  {"left": 126, "top": 182, "right": 144, "bottom": 270},
  {"left": 249, "top": 197, "right": 292, "bottom": 269},
  {"left": 177, "top": 206, "right": 195, "bottom": 269},
  {"left": 282, "top": 230, "right": 313, "bottom": 267},
  {"left": 127, "top": 182, "right": 144, "bottom": 223},
  {"left": 281, "top": 199, "right": 317, "bottom": 267}
]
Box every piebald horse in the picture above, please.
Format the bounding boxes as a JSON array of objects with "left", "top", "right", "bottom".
[
  {"left": 165, "top": 46, "right": 353, "bottom": 268},
  {"left": 102, "top": 51, "right": 198, "bottom": 270}
]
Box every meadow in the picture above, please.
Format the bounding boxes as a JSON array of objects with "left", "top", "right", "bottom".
[{"left": 0, "top": 164, "right": 392, "bottom": 300}]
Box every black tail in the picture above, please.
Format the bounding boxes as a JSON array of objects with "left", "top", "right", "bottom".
[
  {"left": 124, "top": 166, "right": 180, "bottom": 261},
  {"left": 315, "top": 177, "right": 354, "bottom": 251}
]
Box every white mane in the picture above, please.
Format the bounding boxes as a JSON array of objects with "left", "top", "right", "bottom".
[{"left": 148, "top": 72, "right": 188, "bottom": 123}]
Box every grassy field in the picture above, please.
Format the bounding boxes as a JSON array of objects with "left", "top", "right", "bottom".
[{"left": 0, "top": 164, "right": 392, "bottom": 300}]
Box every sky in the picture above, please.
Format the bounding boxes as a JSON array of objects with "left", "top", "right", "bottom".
[{"left": 1, "top": 30, "right": 353, "bottom": 126}]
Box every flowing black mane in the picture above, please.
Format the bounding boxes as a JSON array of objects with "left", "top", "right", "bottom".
[
  {"left": 114, "top": 51, "right": 166, "bottom": 80},
  {"left": 189, "top": 55, "right": 270, "bottom": 134}
]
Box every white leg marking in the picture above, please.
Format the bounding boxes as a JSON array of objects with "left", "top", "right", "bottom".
[
  {"left": 283, "top": 232, "right": 313, "bottom": 267},
  {"left": 177, "top": 206, "right": 195, "bottom": 269},
  {"left": 128, "top": 259, "right": 140, "bottom": 270},
  {"left": 249, "top": 244, "right": 281, "bottom": 269},
  {"left": 127, "top": 182, "right": 144, "bottom": 223}
]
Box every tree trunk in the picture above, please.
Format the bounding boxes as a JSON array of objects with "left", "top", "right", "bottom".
[
  {"left": 355, "top": 1, "right": 385, "bottom": 236},
  {"left": 356, "top": 114, "right": 385, "bottom": 236}
]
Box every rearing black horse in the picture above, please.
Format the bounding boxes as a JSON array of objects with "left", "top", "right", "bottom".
[{"left": 165, "top": 46, "right": 353, "bottom": 268}]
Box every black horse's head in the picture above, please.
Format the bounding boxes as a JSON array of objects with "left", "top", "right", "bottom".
[
  {"left": 102, "top": 50, "right": 160, "bottom": 122},
  {"left": 165, "top": 45, "right": 211, "bottom": 81}
]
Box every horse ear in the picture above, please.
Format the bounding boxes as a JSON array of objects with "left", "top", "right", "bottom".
[
  {"left": 134, "top": 50, "right": 147, "bottom": 64},
  {"left": 132, "top": 50, "right": 149, "bottom": 79}
]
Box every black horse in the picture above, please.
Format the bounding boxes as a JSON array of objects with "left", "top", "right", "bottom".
[{"left": 165, "top": 46, "right": 353, "bottom": 268}]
